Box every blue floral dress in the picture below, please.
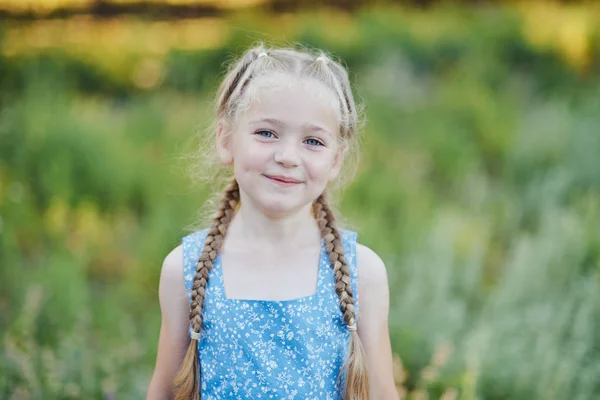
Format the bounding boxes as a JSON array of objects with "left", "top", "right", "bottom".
[{"left": 182, "top": 228, "right": 360, "bottom": 400}]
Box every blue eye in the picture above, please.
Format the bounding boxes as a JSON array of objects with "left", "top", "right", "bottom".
[
  {"left": 256, "top": 130, "right": 276, "bottom": 138},
  {"left": 305, "top": 138, "right": 324, "bottom": 147}
]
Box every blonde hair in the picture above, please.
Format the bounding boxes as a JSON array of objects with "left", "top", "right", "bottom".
[{"left": 176, "top": 44, "right": 369, "bottom": 400}]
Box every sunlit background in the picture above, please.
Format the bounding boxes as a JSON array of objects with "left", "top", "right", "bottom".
[{"left": 1, "top": 0, "right": 600, "bottom": 398}]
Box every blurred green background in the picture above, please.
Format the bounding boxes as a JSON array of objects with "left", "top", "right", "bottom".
[{"left": 1, "top": 0, "right": 600, "bottom": 399}]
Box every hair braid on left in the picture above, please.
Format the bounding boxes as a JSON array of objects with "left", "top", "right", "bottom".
[
  {"left": 313, "top": 193, "right": 370, "bottom": 400},
  {"left": 174, "top": 178, "right": 239, "bottom": 400}
]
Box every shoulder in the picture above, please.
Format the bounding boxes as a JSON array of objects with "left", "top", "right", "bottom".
[
  {"left": 355, "top": 242, "right": 390, "bottom": 325},
  {"left": 160, "top": 244, "right": 183, "bottom": 291},
  {"left": 355, "top": 243, "right": 398, "bottom": 398},
  {"left": 159, "top": 245, "right": 186, "bottom": 306},
  {"left": 356, "top": 242, "right": 389, "bottom": 294},
  {"left": 161, "top": 245, "right": 184, "bottom": 281}
]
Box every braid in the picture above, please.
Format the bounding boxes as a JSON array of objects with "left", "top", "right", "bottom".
[
  {"left": 314, "top": 194, "right": 356, "bottom": 327},
  {"left": 314, "top": 193, "right": 370, "bottom": 400},
  {"left": 216, "top": 50, "right": 258, "bottom": 117},
  {"left": 217, "top": 46, "right": 278, "bottom": 122},
  {"left": 310, "top": 54, "right": 355, "bottom": 138},
  {"left": 174, "top": 179, "right": 239, "bottom": 400}
]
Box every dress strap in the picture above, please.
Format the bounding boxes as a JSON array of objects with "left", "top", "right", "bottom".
[
  {"left": 182, "top": 229, "right": 209, "bottom": 303},
  {"left": 340, "top": 229, "right": 360, "bottom": 321}
]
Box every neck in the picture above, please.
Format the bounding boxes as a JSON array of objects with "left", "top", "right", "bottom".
[{"left": 225, "top": 196, "right": 321, "bottom": 252}]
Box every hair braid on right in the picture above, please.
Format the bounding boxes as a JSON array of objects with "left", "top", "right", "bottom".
[
  {"left": 313, "top": 193, "right": 370, "bottom": 399},
  {"left": 174, "top": 179, "right": 239, "bottom": 400}
]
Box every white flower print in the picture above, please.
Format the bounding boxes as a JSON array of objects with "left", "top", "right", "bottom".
[{"left": 182, "top": 229, "right": 358, "bottom": 399}]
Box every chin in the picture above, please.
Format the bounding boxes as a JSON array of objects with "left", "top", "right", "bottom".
[
  {"left": 257, "top": 196, "right": 304, "bottom": 216},
  {"left": 245, "top": 188, "right": 309, "bottom": 216}
]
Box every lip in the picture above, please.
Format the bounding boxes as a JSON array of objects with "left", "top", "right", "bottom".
[{"left": 264, "top": 175, "right": 303, "bottom": 185}]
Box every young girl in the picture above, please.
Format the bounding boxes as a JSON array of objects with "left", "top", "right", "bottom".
[{"left": 147, "top": 45, "right": 398, "bottom": 400}]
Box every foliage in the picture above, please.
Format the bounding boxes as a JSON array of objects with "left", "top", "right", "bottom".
[{"left": 1, "top": 4, "right": 600, "bottom": 399}]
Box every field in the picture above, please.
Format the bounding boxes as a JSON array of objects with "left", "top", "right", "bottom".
[{"left": 1, "top": 3, "right": 600, "bottom": 399}]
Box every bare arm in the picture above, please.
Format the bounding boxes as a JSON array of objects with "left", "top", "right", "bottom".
[
  {"left": 356, "top": 243, "right": 399, "bottom": 400},
  {"left": 147, "top": 245, "right": 191, "bottom": 400}
]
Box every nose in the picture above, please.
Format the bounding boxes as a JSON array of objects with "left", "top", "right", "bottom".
[{"left": 273, "top": 139, "right": 300, "bottom": 168}]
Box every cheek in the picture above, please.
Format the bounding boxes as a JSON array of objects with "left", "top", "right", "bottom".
[
  {"left": 234, "top": 140, "right": 272, "bottom": 170},
  {"left": 305, "top": 151, "right": 337, "bottom": 179}
]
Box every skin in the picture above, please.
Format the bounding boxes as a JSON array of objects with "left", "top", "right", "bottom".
[{"left": 147, "top": 74, "right": 398, "bottom": 399}]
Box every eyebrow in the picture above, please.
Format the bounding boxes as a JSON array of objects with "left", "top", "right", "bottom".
[{"left": 250, "top": 117, "right": 333, "bottom": 137}]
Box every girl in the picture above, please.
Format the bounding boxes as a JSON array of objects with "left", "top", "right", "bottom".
[{"left": 147, "top": 45, "right": 398, "bottom": 399}]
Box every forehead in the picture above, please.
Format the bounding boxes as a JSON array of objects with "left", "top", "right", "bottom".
[{"left": 238, "top": 73, "right": 341, "bottom": 133}]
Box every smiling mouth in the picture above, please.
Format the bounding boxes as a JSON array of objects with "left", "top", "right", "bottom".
[{"left": 264, "top": 175, "right": 303, "bottom": 185}]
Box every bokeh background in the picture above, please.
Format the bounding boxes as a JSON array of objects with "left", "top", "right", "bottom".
[{"left": 1, "top": 0, "right": 600, "bottom": 399}]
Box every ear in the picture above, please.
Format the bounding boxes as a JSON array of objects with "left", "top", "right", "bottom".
[
  {"left": 328, "top": 142, "right": 348, "bottom": 181},
  {"left": 216, "top": 122, "right": 234, "bottom": 165}
]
